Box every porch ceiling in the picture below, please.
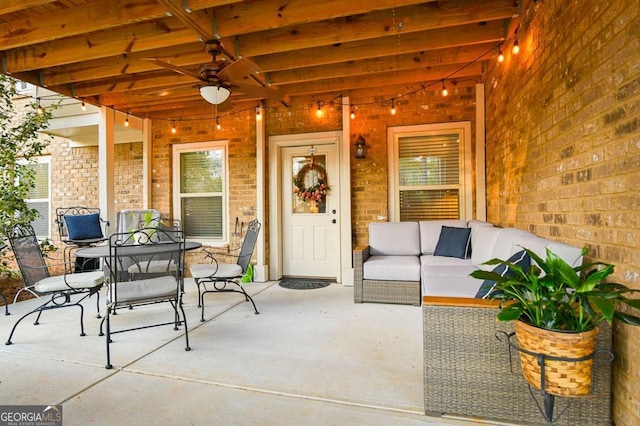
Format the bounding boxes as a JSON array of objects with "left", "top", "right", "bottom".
[{"left": 0, "top": 0, "right": 518, "bottom": 121}]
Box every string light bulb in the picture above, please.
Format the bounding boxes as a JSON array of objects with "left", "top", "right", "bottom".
[
  {"left": 36, "top": 98, "right": 43, "bottom": 114},
  {"left": 216, "top": 116, "right": 221, "bottom": 130},
  {"left": 316, "top": 101, "right": 324, "bottom": 118},
  {"left": 512, "top": 29, "right": 520, "bottom": 55},
  {"left": 81, "top": 101, "right": 87, "bottom": 111},
  {"left": 256, "top": 106, "right": 262, "bottom": 121},
  {"left": 171, "top": 121, "right": 177, "bottom": 134},
  {"left": 498, "top": 46, "right": 504, "bottom": 63},
  {"left": 441, "top": 81, "right": 448, "bottom": 97},
  {"left": 390, "top": 99, "right": 396, "bottom": 115},
  {"left": 124, "top": 113, "right": 130, "bottom": 127},
  {"left": 350, "top": 107, "right": 356, "bottom": 120}
]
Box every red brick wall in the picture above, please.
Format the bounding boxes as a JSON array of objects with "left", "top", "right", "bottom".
[{"left": 483, "top": 0, "right": 640, "bottom": 423}]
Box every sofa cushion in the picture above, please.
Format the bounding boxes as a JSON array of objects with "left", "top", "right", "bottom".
[
  {"left": 363, "top": 255, "right": 421, "bottom": 281},
  {"left": 475, "top": 249, "right": 531, "bottom": 299},
  {"left": 369, "top": 222, "right": 420, "bottom": 256},
  {"left": 434, "top": 226, "right": 471, "bottom": 259},
  {"left": 422, "top": 274, "right": 483, "bottom": 298},
  {"left": 64, "top": 213, "right": 104, "bottom": 240},
  {"left": 511, "top": 234, "right": 583, "bottom": 268},
  {"left": 419, "top": 220, "right": 467, "bottom": 254}
]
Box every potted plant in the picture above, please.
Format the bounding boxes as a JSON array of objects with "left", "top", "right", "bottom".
[{"left": 471, "top": 246, "right": 640, "bottom": 397}]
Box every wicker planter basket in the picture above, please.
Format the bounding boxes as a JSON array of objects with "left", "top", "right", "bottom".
[{"left": 514, "top": 320, "right": 598, "bottom": 397}]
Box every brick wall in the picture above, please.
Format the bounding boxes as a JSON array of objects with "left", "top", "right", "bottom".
[
  {"left": 348, "top": 86, "right": 477, "bottom": 247},
  {"left": 483, "top": 0, "right": 640, "bottom": 423}
]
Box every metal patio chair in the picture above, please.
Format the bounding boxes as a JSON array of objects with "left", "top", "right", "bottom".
[
  {"left": 190, "top": 219, "right": 261, "bottom": 322},
  {"left": 55, "top": 206, "right": 109, "bottom": 273},
  {"left": 100, "top": 227, "right": 190, "bottom": 369},
  {"left": 5, "top": 223, "right": 104, "bottom": 345}
]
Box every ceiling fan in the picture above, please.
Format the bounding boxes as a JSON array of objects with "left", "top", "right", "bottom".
[{"left": 143, "top": 39, "right": 284, "bottom": 108}]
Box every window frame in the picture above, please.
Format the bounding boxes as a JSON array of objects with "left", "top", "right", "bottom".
[
  {"left": 22, "top": 156, "right": 51, "bottom": 239},
  {"left": 387, "top": 122, "right": 473, "bottom": 222},
  {"left": 172, "top": 140, "right": 229, "bottom": 245}
]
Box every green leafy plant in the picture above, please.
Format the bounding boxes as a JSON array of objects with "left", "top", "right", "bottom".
[
  {"left": 470, "top": 247, "right": 640, "bottom": 332},
  {"left": 0, "top": 75, "right": 57, "bottom": 276}
]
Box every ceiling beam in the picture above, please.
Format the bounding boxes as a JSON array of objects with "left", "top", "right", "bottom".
[
  {"left": 0, "top": 0, "right": 168, "bottom": 50},
  {"left": 0, "top": 0, "right": 57, "bottom": 15}
]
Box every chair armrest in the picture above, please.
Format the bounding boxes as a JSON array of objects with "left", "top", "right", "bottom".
[
  {"left": 422, "top": 295, "right": 500, "bottom": 308},
  {"left": 353, "top": 246, "right": 370, "bottom": 303}
]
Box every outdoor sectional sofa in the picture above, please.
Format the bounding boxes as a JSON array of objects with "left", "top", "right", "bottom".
[{"left": 353, "top": 220, "right": 612, "bottom": 425}]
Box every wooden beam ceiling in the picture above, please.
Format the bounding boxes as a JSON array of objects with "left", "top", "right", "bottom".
[{"left": 0, "top": 0, "right": 518, "bottom": 120}]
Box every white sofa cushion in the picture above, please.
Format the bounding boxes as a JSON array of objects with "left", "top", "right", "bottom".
[
  {"left": 512, "top": 234, "right": 583, "bottom": 267},
  {"left": 421, "top": 275, "right": 482, "bottom": 298},
  {"left": 419, "top": 220, "right": 467, "bottom": 255},
  {"left": 363, "top": 255, "right": 421, "bottom": 281},
  {"left": 369, "top": 221, "right": 420, "bottom": 256}
]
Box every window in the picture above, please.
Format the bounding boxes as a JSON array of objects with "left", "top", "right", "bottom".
[
  {"left": 25, "top": 157, "right": 51, "bottom": 238},
  {"left": 388, "top": 123, "right": 473, "bottom": 222},
  {"left": 173, "top": 141, "right": 228, "bottom": 242}
]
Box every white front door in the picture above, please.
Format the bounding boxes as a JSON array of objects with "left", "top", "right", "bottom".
[{"left": 282, "top": 143, "right": 340, "bottom": 278}]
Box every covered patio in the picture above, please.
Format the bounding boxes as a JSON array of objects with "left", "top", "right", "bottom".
[{"left": 1, "top": 0, "right": 639, "bottom": 425}]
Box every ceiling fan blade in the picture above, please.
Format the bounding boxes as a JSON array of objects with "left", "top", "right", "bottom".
[
  {"left": 217, "top": 57, "right": 261, "bottom": 82},
  {"left": 142, "top": 58, "right": 201, "bottom": 81},
  {"left": 230, "top": 82, "right": 284, "bottom": 101}
]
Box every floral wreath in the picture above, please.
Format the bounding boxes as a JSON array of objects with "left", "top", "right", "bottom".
[{"left": 293, "top": 163, "right": 329, "bottom": 203}]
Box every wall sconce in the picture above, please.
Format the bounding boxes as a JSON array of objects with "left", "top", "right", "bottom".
[{"left": 355, "top": 135, "right": 367, "bottom": 159}]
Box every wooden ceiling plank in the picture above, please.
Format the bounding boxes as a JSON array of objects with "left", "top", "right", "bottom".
[
  {"left": 0, "top": 0, "right": 58, "bottom": 15},
  {"left": 280, "top": 62, "right": 484, "bottom": 96},
  {"left": 4, "top": 20, "right": 198, "bottom": 72},
  {"left": 268, "top": 43, "right": 496, "bottom": 85},
  {"left": 212, "top": 0, "right": 434, "bottom": 36},
  {"left": 0, "top": 0, "right": 168, "bottom": 50},
  {"left": 236, "top": 0, "right": 516, "bottom": 57},
  {"left": 254, "top": 21, "right": 505, "bottom": 72}
]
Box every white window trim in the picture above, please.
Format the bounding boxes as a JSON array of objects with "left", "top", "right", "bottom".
[
  {"left": 387, "top": 122, "right": 473, "bottom": 222},
  {"left": 172, "top": 140, "right": 229, "bottom": 245},
  {"left": 22, "top": 156, "right": 51, "bottom": 238}
]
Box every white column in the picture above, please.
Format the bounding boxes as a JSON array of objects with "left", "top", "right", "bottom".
[
  {"left": 98, "top": 107, "right": 116, "bottom": 231},
  {"left": 254, "top": 107, "right": 269, "bottom": 282},
  {"left": 475, "top": 83, "right": 487, "bottom": 221},
  {"left": 142, "top": 118, "right": 152, "bottom": 208},
  {"left": 341, "top": 96, "right": 354, "bottom": 286}
]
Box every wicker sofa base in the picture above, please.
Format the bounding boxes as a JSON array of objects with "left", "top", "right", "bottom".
[
  {"left": 423, "top": 297, "right": 612, "bottom": 426},
  {"left": 356, "top": 279, "right": 421, "bottom": 306}
]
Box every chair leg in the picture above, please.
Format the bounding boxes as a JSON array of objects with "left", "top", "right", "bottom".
[
  {"left": 12, "top": 287, "right": 40, "bottom": 304},
  {"left": 105, "top": 310, "right": 112, "bottom": 369},
  {"left": 179, "top": 298, "right": 191, "bottom": 352},
  {"left": 0, "top": 291, "right": 9, "bottom": 316}
]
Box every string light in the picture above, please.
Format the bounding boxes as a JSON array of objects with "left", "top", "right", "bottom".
[
  {"left": 36, "top": 98, "right": 43, "bottom": 114},
  {"left": 316, "top": 101, "right": 324, "bottom": 118},
  {"left": 390, "top": 99, "right": 396, "bottom": 115},
  {"left": 350, "top": 107, "right": 356, "bottom": 120},
  {"left": 81, "top": 101, "right": 87, "bottom": 111},
  {"left": 124, "top": 112, "right": 130, "bottom": 127},
  {"left": 171, "top": 121, "right": 177, "bottom": 134},
  {"left": 512, "top": 29, "right": 520, "bottom": 55},
  {"left": 216, "top": 116, "right": 221, "bottom": 130},
  {"left": 498, "top": 45, "right": 504, "bottom": 63},
  {"left": 256, "top": 106, "right": 262, "bottom": 121},
  {"left": 441, "top": 80, "right": 448, "bottom": 97}
]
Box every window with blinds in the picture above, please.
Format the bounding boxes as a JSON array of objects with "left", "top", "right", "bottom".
[
  {"left": 25, "top": 159, "right": 50, "bottom": 238},
  {"left": 174, "top": 144, "right": 227, "bottom": 241},
  {"left": 397, "top": 133, "right": 461, "bottom": 221}
]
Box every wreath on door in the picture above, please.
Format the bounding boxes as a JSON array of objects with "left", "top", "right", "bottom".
[{"left": 293, "top": 163, "right": 329, "bottom": 202}]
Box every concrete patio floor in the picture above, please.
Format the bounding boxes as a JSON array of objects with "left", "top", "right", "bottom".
[{"left": 0, "top": 279, "right": 501, "bottom": 425}]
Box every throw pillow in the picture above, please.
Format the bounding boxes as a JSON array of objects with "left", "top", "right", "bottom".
[
  {"left": 475, "top": 250, "right": 531, "bottom": 299},
  {"left": 64, "top": 213, "right": 104, "bottom": 240},
  {"left": 433, "top": 226, "right": 471, "bottom": 259}
]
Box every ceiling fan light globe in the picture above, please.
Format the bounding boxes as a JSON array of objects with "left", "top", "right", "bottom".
[{"left": 200, "top": 85, "right": 231, "bottom": 105}]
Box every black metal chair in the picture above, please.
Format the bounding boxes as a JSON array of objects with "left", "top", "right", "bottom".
[
  {"left": 190, "top": 219, "right": 261, "bottom": 322},
  {"left": 55, "top": 206, "right": 109, "bottom": 273},
  {"left": 0, "top": 242, "right": 10, "bottom": 315},
  {"left": 5, "top": 223, "right": 104, "bottom": 345},
  {"left": 100, "top": 227, "right": 190, "bottom": 369}
]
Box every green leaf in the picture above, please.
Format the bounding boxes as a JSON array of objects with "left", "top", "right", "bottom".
[{"left": 497, "top": 304, "right": 523, "bottom": 322}]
